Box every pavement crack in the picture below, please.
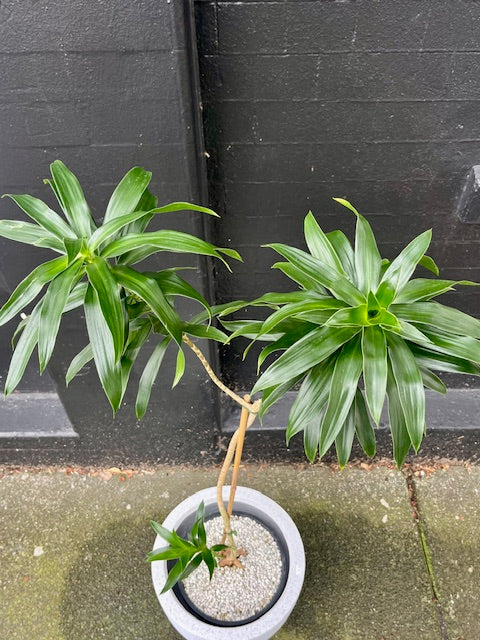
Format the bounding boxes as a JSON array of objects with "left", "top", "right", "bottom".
[{"left": 406, "top": 471, "right": 449, "bottom": 640}]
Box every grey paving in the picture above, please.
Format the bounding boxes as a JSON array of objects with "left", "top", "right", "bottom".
[
  {"left": 416, "top": 466, "right": 480, "bottom": 640},
  {"left": 0, "top": 465, "right": 443, "bottom": 639}
]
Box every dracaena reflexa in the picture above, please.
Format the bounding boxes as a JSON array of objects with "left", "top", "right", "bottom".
[
  {"left": 220, "top": 199, "right": 480, "bottom": 468},
  {"left": 0, "top": 160, "right": 241, "bottom": 413}
]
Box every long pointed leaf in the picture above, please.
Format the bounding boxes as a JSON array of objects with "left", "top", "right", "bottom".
[
  {"left": 387, "top": 333, "right": 425, "bottom": 452},
  {"left": 86, "top": 257, "right": 125, "bottom": 361},
  {"left": 136, "top": 337, "right": 170, "bottom": 419},
  {"left": 0, "top": 220, "right": 65, "bottom": 252},
  {"left": 386, "top": 361, "right": 412, "bottom": 468},
  {"left": 304, "top": 211, "right": 345, "bottom": 274},
  {"left": 266, "top": 243, "right": 365, "bottom": 306},
  {"left": 112, "top": 265, "right": 183, "bottom": 345},
  {"left": 335, "top": 400, "right": 356, "bottom": 468},
  {"left": 2, "top": 193, "right": 75, "bottom": 240},
  {"left": 258, "top": 374, "right": 303, "bottom": 421},
  {"left": 5, "top": 302, "right": 42, "bottom": 395},
  {"left": 286, "top": 359, "right": 335, "bottom": 442},
  {"left": 391, "top": 301, "right": 480, "bottom": 339},
  {"left": 84, "top": 284, "right": 122, "bottom": 411},
  {"left": 50, "top": 160, "right": 94, "bottom": 237},
  {"left": 326, "top": 230, "right": 356, "bottom": 281},
  {"left": 66, "top": 344, "right": 94, "bottom": 385},
  {"left": 0, "top": 256, "right": 68, "bottom": 327},
  {"left": 362, "top": 326, "right": 387, "bottom": 424},
  {"left": 319, "top": 336, "right": 363, "bottom": 457},
  {"left": 38, "top": 259, "right": 83, "bottom": 372},
  {"left": 410, "top": 345, "right": 480, "bottom": 375},
  {"left": 394, "top": 278, "right": 478, "bottom": 303},
  {"left": 354, "top": 389, "right": 376, "bottom": 457},
  {"left": 252, "top": 325, "right": 360, "bottom": 392},
  {"left": 272, "top": 261, "right": 328, "bottom": 293},
  {"left": 376, "top": 230, "right": 432, "bottom": 307},
  {"left": 333, "top": 198, "right": 381, "bottom": 294},
  {"left": 419, "top": 367, "right": 447, "bottom": 394},
  {"left": 172, "top": 348, "right": 185, "bottom": 388},
  {"left": 103, "top": 167, "right": 152, "bottom": 224}
]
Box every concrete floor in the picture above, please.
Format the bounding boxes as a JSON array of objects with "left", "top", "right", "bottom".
[{"left": 0, "top": 462, "right": 477, "bottom": 639}]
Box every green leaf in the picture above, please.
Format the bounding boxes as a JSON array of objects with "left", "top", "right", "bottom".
[
  {"left": 86, "top": 257, "right": 125, "bottom": 361},
  {"left": 386, "top": 319, "right": 431, "bottom": 345},
  {"left": 136, "top": 337, "right": 170, "bottom": 419},
  {"left": 421, "top": 327, "right": 480, "bottom": 365},
  {"left": 387, "top": 333, "right": 425, "bottom": 452},
  {"left": 89, "top": 209, "right": 154, "bottom": 250},
  {"left": 354, "top": 389, "right": 376, "bottom": 457},
  {"left": 266, "top": 243, "right": 365, "bottom": 306},
  {"left": 0, "top": 219, "right": 65, "bottom": 252},
  {"left": 176, "top": 554, "right": 204, "bottom": 584},
  {"left": 182, "top": 323, "right": 228, "bottom": 343},
  {"left": 252, "top": 325, "right": 360, "bottom": 392},
  {"left": 394, "top": 278, "right": 479, "bottom": 303},
  {"left": 258, "top": 374, "right": 303, "bottom": 421},
  {"left": 304, "top": 211, "right": 345, "bottom": 274},
  {"left": 147, "top": 201, "right": 219, "bottom": 217},
  {"left": 202, "top": 551, "right": 216, "bottom": 580},
  {"left": 325, "top": 304, "right": 369, "bottom": 327},
  {"left": 84, "top": 284, "right": 122, "bottom": 412},
  {"left": 418, "top": 254, "right": 439, "bottom": 276},
  {"left": 102, "top": 230, "right": 229, "bottom": 268},
  {"left": 391, "top": 301, "right": 480, "bottom": 339},
  {"left": 303, "top": 418, "right": 321, "bottom": 463},
  {"left": 161, "top": 559, "right": 189, "bottom": 593},
  {"left": 64, "top": 237, "right": 83, "bottom": 264},
  {"left": 419, "top": 367, "right": 447, "bottom": 394},
  {"left": 111, "top": 265, "right": 183, "bottom": 345},
  {"left": 376, "top": 230, "right": 432, "bottom": 307},
  {"left": 326, "top": 230, "right": 356, "bottom": 281},
  {"left": 335, "top": 400, "right": 356, "bottom": 468},
  {"left": 122, "top": 187, "right": 158, "bottom": 236},
  {"left": 260, "top": 299, "right": 345, "bottom": 337},
  {"left": 319, "top": 336, "right": 363, "bottom": 457},
  {"left": 333, "top": 198, "right": 381, "bottom": 295},
  {"left": 2, "top": 193, "right": 75, "bottom": 240},
  {"left": 50, "top": 160, "right": 94, "bottom": 237},
  {"left": 286, "top": 359, "right": 335, "bottom": 442},
  {"left": 362, "top": 326, "right": 387, "bottom": 424},
  {"left": 120, "top": 319, "right": 151, "bottom": 395},
  {"left": 150, "top": 520, "right": 177, "bottom": 546},
  {"left": 172, "top": 348, "right": 185, "bottom": 388},
  {"left": 410, "top": 345, "right": 480, "bottom": 376},
  {"left": 38, "top": 259, "right": 83, "bottom": 372},
  {"left": 386, "top": 360, "right": 412, "bottom": 468},
  {"left": 147, "top": 270, "right": 211, "bottom": 319},
  {"left": 66, "top": 344, "right": 93, "bottom": 385},
  {"left": 272, "top": 261, "right": 328, "bottom": 294},
  {"left": 0, "top": 256, "right": 68, "bottom": 327},
  {"left": 64, "top": 281, "right": 88, "bottom": 312},
  {"left": 103, "top": 167, "right": 152, "bottom": 224},
  {"left": 257, "top": 325, "right": 317, "bottom": 371},
  {"left": 147, "top": 546, "right": 186, "bottom": 562},
  {"left": 5, "top": 302, "right": 42, "bottom": 396}
]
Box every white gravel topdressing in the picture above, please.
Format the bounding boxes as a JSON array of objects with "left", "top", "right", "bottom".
[{"left": 183, "top": 515, "right": 283, "bottom": 623}]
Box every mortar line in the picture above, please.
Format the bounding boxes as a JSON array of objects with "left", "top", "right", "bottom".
[{"left": 405, "top": 471, "right": 449, "bottom": 640}]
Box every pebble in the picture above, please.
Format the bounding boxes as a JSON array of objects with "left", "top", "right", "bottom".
[
  {"left": 33, "top": 546, "right": 44, "bottom": 557},
  {"left": 183, "top": 515, "right": 283, "bottom": 622}
]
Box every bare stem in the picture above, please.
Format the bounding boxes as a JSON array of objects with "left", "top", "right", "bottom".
[
  {"left": 182, "top": 335, "right": 254, "bottom": 413},
  {"left": 227, "top": 395, "right": 252, "bottom": 517}
]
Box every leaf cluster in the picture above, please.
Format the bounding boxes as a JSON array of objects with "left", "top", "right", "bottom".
[
  {"left": 0, "top": 161, "right": 241, "bottom": 415},
  {"left": 220, "top": 199, "right": 480, "bottom": 468},
  {"left": 147, "top": 502, "right": 227, "bottom": 592}
]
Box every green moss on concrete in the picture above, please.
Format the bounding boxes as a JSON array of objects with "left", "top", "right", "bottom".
[
  {"left": 0, "top": 466, "right": 440, "bottom": 639},
  {"left": 416, "top": 466, "right": 480, "bottom": 640}
]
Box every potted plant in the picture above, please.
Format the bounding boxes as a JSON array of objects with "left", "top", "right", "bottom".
[
  {"left": 0, "top": 161, "right": 305, "bottom": 640},
  {"left": 2, "top": 166, "right": 480, "bottom": 639}
]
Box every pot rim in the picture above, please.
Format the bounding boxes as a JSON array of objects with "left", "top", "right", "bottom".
[{"left": 151, "top": 486, "right": 305, "bottom": 640}]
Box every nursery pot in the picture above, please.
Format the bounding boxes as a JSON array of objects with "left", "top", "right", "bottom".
[{"left": 151, "top": 485, "right": 305, "bottom": 640}]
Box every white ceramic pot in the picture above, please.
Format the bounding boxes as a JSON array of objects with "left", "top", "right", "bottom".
[{"left": 151, "top": 485, "right": 305, "bottom": 640}]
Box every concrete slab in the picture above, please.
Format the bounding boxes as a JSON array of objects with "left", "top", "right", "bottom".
[
  {"left": 0, "top": 466, "right": 440, "bottom": 639},
  {"left": 416, "top": 466, "right": 480, "bottom": 640}
]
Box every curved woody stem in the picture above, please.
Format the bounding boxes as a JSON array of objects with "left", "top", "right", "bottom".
[{"left": 183, "top": 335, "right": 260, "bottom": 557}]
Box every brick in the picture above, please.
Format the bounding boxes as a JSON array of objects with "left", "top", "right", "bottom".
[{"left": 0, "top": 0, "right": 173, "bottom": 53}]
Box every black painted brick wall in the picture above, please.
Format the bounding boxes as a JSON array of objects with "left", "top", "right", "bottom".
[
  {"left": 195, "top": 0, "right": 480, "bottom": 389},
  {"left": 0, "top": 1, "right": 218, "bottom": 463}
]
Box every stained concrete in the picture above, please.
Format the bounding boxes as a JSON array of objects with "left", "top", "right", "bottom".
[
  {"left": 416, "top": 466, "right": 480, "bottom": 640},
  {"left": 0, "top": 465, "right": 447, "bottom": 639}
]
